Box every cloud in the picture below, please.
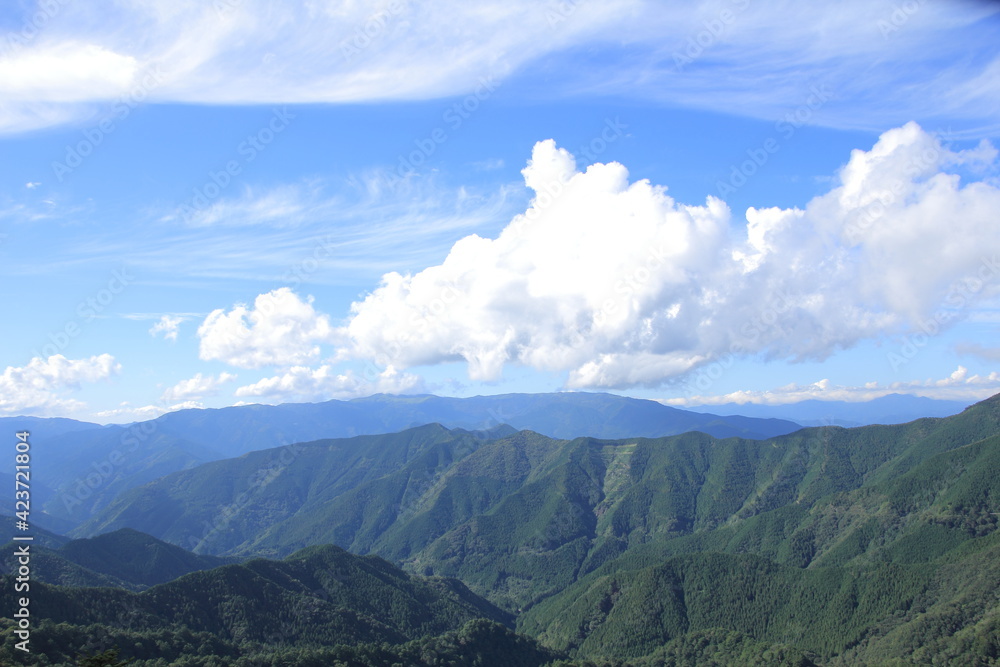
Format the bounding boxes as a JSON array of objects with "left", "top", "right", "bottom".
[
  {"left": 234, "top": 364, "right": 422, "bottom": 402},
  {"left": 198, "top": 288, "right": 336, "bottom": 368},
  {"left": 1, "top": 1, "right": 997, "bottom": 134},
  {"left": 174, "top": 184, "right": 313, "bottom": 228},
  {"left": 161, "top": 372, "right": 237, "bottom": 402},
  {"left": 334, "top": 124, "right": 1000, "bottom": 389},
  {"left": 0, "top": 42, "right": 139, "bottom": 102},
  {"left": 664, "top": 366, "right": 1000, "bottom": 406},
  {"left": 149, "top": 314, "right": 185, "bottom": 341},
  {"left": 0, "top": 354, "right": 120, "bottom": 415},
  {"left": 35, "top": 176, "right": 511, "bottom": 286},
  {"left": 25, "top": 182, "right": 40, "bottom": 189}
]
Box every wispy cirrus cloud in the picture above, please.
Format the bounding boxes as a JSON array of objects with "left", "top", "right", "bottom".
[
  {"left": 1, "top": 1, "right": 997, "bottom": 134},
  {"left": 18, "top": 175, "right": 514, "bottom": 285}
]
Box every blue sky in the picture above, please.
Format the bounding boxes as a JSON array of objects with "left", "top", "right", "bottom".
[{"left": 1, "top": 0, "right": 999, "bottom": 422}]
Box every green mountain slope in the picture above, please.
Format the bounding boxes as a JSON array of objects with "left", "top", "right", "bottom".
[
  {"left": 57, "top": 394, "right": 1000, "bottom": 664},
  {"left": 75, "top": 397, "right": 1000, "bottom": 608},
  {"left": 1, "top": 528, "right": 238, "bottom": 591},
  {"left": 73, "top": 423, "right": 495, "bottom": 555},
  {"left": 0, "top": 542, "right": 513, "bottom": 664},
  {"left": 22, "top": 392, "right": 798, "bottom": 532},
  {"left": 516, "top": 399, "right": 1000, "bottom": 663}
]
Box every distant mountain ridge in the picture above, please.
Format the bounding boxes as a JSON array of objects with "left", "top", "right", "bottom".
[
  {"left": 7, "top": 392, "right": 800, "bottom": 529},
  {"left": 6, "top": 395, "right": 1000, "bottom": 664},
  {"left": 686, "top": 393, "right": 972, "bottom": 427},
  {"left": 1, "top": 528, "right": 237, "bottom": 591}
]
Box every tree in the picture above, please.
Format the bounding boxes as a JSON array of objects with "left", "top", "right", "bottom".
[{"left": 77, "top": 647, "right": 131, "bottom": 666}]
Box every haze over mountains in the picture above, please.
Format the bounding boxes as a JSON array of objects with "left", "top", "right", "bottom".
[
  {"left": 686, "top": 393, "right": 973, "bottom": 427},
  {"left": 4, "top": 393, "right": 1000, "bottom": 664},
  {"left": 3, "top": 392, "right": 799, "bottom": 531}
]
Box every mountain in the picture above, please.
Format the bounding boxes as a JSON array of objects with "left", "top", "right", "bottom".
[
  {"left": 20, "top": 392, "right": 800, "bottom": 530},
  {"left": 0, "top": 415, "right": 101, "bottom": 440},
  {"left": 0, "top": 515, "right": 68, "bottom": 549},
  {"left": 72, "top": 423, "right": 504, "bottom": 554},
  {"left": 0, "top": 541, "right": 523, "bottom": 666},
  {"left": 687, "top": 393, "right": 972, "bottom": 427},
  {"left": 516, "top": 396, "right": 1000, "bottom": 663},
  {"left": 345, "top": 393, "right": 800, "bottom": 440},
  {"left": 71, "top": 395, "right": 1000, "bottom": 663},
  {"left": 0, "top": 415, "right": 104, "bottom": 532},
  {"left": 1, "top": 528, "right": 237, "bottom": 591}
]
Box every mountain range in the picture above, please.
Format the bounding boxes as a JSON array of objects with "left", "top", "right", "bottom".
[
  {"left": 3, "top": 393, "right": 1000, "bottom": 664},
  {"left": 3, "top": 392, "right": 800, "bottom": 531}
]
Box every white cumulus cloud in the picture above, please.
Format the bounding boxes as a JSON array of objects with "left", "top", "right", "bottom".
[
  {"left": 0, "top": 354, "right": 120, "bottom": 415},
  {"left": 161, "top": 372, "right": 237, "bottom": 402},
  {"left": 197, "top": 288, "right": 336, "bottom": 368},
  {"left": 235, "top": 364, "right": 422, "bottom": 402},
  {"left": 334, "top": 124, "right": 1000, "bottom": 389},
  {"left": 150, "top": 314, "right": 184, "bottom": 341}
]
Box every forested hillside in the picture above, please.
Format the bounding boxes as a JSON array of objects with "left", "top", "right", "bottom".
[
  {"left": 9, "top": 392, "right": 797, "bottom": 531},
  {"left": 8, "top": 395, "right": 1000, "bottom": 664}
]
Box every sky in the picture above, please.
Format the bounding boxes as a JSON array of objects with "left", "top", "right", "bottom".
[{"left": 1, "top": 0, "right": 999, "bottom": 423}]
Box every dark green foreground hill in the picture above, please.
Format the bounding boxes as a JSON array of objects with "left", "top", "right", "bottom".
[
  {"left": 0, "top": 543, "right": 540, "bottom": 666},
  {"left": 2, "top": 528, "right": 235, "bottom": 591}
]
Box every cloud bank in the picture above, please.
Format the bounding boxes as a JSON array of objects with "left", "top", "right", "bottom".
[
  {"left": 198, "top": 288, "right": 335, "bottom": 369},
  {"left": 667, "top": 366, "right": 1000, "bottom": 406},
  {"left": 333, "top": 123, "right": 1000, "bottom": 389},
  {"left": 0, "top": 354, "right": 120, "bottom": 415}
]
